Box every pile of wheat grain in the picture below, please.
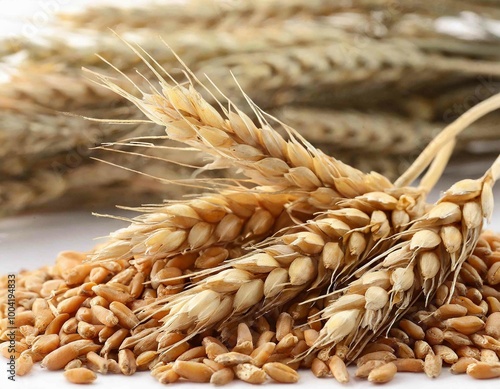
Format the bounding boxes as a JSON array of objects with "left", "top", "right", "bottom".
[
  {"left": 1, "top": 0, "right": 500, "bottom": 214},
  {"left": 1, "top": 232, "right": 499, "bottom": 384},
  {"left": 0, "top": 55, "right": 499, "bottom": 385}
]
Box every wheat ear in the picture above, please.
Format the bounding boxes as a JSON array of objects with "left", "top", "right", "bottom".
[
  {"left": 0, "top": 106, "right": 157, "bottom": 163},
  {"left": 275, "top": 107, "right": 500, "bottom": 156},
  {"left": 191, "top": 39, "right": 500, "bottom": 105},
  {"left": 89, "top": 44, "right": 393, "bottom": 200},
  {"left": 0, "top": 155, "right": 184, "bottom": 216},
  {"left": 309, "top": 91, "right": 500, "bottom": 360},
  {"left": 139, "top": 137, "right": 455, "bottom": 338},
  {"left": 90, "top": 190, "right": 298, "bottom": 264},
  {"left": 312, "top": 155, "right": 499, "bottom": 362},
  {"left": 4, "top": 21, "right": 352, "bottom": 74},
  {"left": 0, "top": 70, "right": 123, "bottom": 112},
  {"left": 55, "top": 0, "right": 361, "bottom": 32},
  {"left": 56, "top": 0, "right": 500, "bottom": 32}
]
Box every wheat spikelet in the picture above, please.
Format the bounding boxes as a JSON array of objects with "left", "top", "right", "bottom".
[{"left": 312, "top": 156, "right": 499, "bottom": 361}]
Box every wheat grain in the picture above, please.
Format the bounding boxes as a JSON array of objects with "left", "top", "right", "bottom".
[
  {"left": 233, "top": 363, "right": 267, "bottom": 384},
  {"left": 368, "top": 362, "right": 398, "bottom": 383},
  {"left": 63, "top": 367, "right": 97, "bottom": 384}
]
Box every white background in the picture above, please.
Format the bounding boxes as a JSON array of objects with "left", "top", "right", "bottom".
[{"left": 1, "top": 1, "right": 500, "bottom": 388}]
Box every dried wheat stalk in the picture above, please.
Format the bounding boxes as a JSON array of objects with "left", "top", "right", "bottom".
[
  {"left": 0, "top": 106, "right": 156, "bottom": 163},
  {"left": 54, "top": 0, "right": 366, "bottom": 32},
  {"left": 0, "top": 70, "right": 123, "bottom": 112}
]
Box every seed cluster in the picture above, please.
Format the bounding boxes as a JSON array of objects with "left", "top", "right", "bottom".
[{"left": 0, "top": 229, "right": 498, "bottom": 384}]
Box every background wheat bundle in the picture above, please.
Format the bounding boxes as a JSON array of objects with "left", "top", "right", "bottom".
[
  {"left": 0, "top": 43, "right": 499, "bottom": 386},
  {"left": 1, "top": 0, "right": 500, "bottom": 215}
]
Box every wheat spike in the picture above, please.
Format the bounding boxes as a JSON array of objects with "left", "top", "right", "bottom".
[
  {"left": 0, "top": 156, "right": 184, "bottom": 216},
  {"left": 312, "top": 155, "right": 499, "bottom": 362},
  {"left": 4, "top": 21, "right": 352, "bottom": 73},
  {"left": 90, "top": 46, "right": 393, "bottom": 201},
  {"left": 275, "top": 107, "right": 500, "bottom": 155},
  {"left": 90, "top": 190, "right": 298, "bottom": 264},
  {"left": 190, "top": 42, "right": 500, "bottom": 109},
  {"left": 0, "top": 70, "right": 123, "bottom": 112},
  {"left": 55, "top": 0, "right": 367, "bottom": 32},
  {"left": 0, "top": 106, "right": 157, "bottom": 163},
  {"left": 134, "top": 181, "right": 433, "bottom": 351},
  {"left": 56, "top": 0, "right": 500, "bottom": 32}
]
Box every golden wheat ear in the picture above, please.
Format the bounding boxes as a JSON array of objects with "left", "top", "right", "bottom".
[
  {"left": 85, "top": 39, "right": 397, "bottom": 199},
  {"left": 308, "top": 154, "right": 500, "bottom": 362}
]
